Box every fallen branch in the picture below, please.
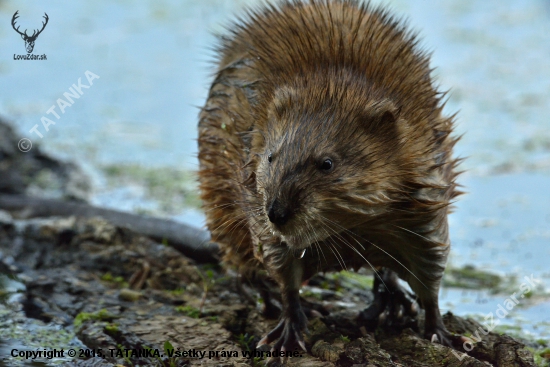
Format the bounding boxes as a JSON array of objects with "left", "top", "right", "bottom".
[{"left": 0, "top": 194, "right": 219, "bottom": 264}]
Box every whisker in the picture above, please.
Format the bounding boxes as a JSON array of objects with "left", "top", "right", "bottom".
[
  {"left": 391, "top": 224, "right": 440, "bottom": 245},
  {"left": 321, "top": 217, "right": 428, "bottom": 290},
  {"left": 305, "top": 219, "right": 326, "bottom": 271},
  {"left": 317, "top": 217, "right": 389, "bottom": 292}
]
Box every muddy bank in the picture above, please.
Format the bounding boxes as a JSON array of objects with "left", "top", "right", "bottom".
[{"left": 0, "top": 212, "right": 542, "bottom": 367}]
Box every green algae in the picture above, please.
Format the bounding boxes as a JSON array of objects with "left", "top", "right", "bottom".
[{"left": 101, "top": 164, "right": 201, "bottom": 213}]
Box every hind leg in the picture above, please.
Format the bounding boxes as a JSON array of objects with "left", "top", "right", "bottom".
[{"left": 358, "top": 268, "right": 418, "bottom": 330}]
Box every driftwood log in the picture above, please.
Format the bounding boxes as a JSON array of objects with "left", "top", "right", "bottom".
[
  {"left": 0, "top": 194, "right": 218, "bottom": 264},
  {"left": 1, "top": 119, "right": 217, "bottom": 263}
]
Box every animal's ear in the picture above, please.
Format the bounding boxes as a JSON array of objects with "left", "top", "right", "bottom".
[
  {"left": 361, "top": 99, "right": 400, "bottom": 135},
  {"left": 21, "top": 34, "right": 25, "bottom": 40},
  {"left": 366, "top": 99, "right": 398, "bottom": 124}
]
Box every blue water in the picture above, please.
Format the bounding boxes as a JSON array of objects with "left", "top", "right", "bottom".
[{"left": 0, "top": 0, "right": 549, "bottom": 341}]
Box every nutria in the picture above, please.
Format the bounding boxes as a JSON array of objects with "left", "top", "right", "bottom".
[{"left": 198, "top": 0, "right": 462, "bottom": 356}]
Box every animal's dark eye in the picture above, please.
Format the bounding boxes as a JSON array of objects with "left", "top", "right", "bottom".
[
  {"left": 268, "top": 153, "right": 272, "bottom": 163},
  {"left": 320, "top": 158, "right": 333, "bottom": 171}
]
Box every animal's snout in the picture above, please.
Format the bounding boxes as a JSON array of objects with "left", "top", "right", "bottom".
[{"left": 267, "top": 198, "right": 292, "bottom": 226}]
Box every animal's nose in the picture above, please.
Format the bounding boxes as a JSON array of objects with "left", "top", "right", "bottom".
[{"left": 267, "top": 199, "right": 291, "bottom": 226}]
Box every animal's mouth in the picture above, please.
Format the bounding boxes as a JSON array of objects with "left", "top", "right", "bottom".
[
  {"left": 265, "top": 207, "right": 340, "bottom": 249},
  {"left": 268, "top": 221, "right": 305, "bottom": 249},
  {"left": 273, "top": 221, "right": 332, "bottom": 250},
  {"left": 280, "top": 234, "right": 308, "bottom": 250}
]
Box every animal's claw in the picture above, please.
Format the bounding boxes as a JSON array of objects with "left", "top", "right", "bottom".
[
  {"left": 425, "top": 324, "right": 466, "bottom": 348},
  {"left": 260, "top": 310, "right": 308, "bottom": 365}
]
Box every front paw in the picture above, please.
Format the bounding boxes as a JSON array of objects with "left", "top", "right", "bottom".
[{"left": 258, "top": 311, "right": 308, "bottom": 364}]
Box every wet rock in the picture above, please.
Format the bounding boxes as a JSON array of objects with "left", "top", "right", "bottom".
[
  {"left": 0, "top": 119, "right": 91, "bottom": 201},
  {"left": 127, "top": 315, "right": 249, "bottom": 366},
  {"left": 118, "top": 288, "right": 142, "bottom": 302},
  {"left": 0, "top": 212, "right": 539, "bottom": 366},
  {"left": 342, "top": 335, "right": 394, "bottom": 366},
  {"left": 62, "top": 358, "right": 116, "bottom": 367},
  {"left": 311, "top": 340, "right": 343, "bottom": 363},
  {"left": 442, "top": 313, "right": 537, "bottom": 367},
  {"left": 379, "top": 328, "right": 487, "bottom": 367}
]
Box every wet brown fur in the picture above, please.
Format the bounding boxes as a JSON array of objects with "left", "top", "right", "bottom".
[{"left": 198, "top": 0, "right": 461, "bottom": 348}]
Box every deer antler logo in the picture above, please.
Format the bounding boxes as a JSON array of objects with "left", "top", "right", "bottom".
[{"left": 12, "top": 11, "right": 49, "bottom": 54}]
